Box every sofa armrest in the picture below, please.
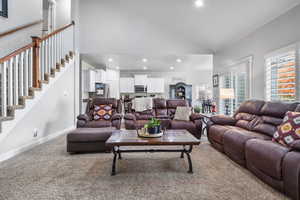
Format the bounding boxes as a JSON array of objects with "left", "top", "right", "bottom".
[
  {"left": 77, "top": 114, "right": 90, "bottom": 122},
  {"left": 210, "top": 115, "right": 236, "bottom": 126},
  {"left": 290, "top": 140, "right": 300, "bottom": 151},
  {"left": 124, "top": 113, "right": 136, "bottom": 121},
  {"left": 190, "top": 113, "right": 203, "bottom": 121},
  {"left": 111, "top": 113, "right": 123, "bottom": 121},
  {"left": 283, "top": 151, "right": 300, "bottom": 200}
]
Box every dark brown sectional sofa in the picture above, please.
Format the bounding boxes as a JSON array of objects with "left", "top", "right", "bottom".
[
  {"left": 124, "top": 98, "right": 203, "bottom": 139},
  {"left": 207, "top": 100, "right": 300, "bottom": 200}
]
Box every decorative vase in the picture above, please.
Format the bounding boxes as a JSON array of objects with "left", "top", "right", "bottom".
[
  {"left": 148, "top": 127, "right": 156, "bottom": 134},
  {"left": 148, "top": 125, "right": 161, "bottom": 134}
]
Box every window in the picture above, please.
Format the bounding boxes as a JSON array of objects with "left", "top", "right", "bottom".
[
  {"left": 0, "top": 0, "right": 8, "bottom": 18},
  {"left": 219, "top": 58, "right": 251, "bottom": 115},
  {"left": 265, "top": 46, "right": 297, "bottom": 102}
]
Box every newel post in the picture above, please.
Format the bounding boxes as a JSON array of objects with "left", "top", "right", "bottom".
[{"left": 31, "top": 36, "right": 41, "bottom": 88}]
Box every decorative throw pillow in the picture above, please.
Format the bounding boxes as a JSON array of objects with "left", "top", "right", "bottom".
[
  {"left": 174, "top": 106, "right": 192, "bottom": 121},
  {"left": 273, "top": 111, "right": 300, "bottom": 147},
  {"left": 93, "top": 104, "right": 113, "bottom": 121}
]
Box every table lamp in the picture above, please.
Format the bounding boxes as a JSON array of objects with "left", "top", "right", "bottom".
[{"left": 219, "top": 88, "right": 235, "bottom": 115}]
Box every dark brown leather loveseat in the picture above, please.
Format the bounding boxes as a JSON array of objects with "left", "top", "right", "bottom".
[
  {"left": 207, "top": 100, "right": 300, "bottom": 200},
  {"left": 77, "top": 98, "right": 122, "bottom": 129},
  {"left": 124, "top": 98, "right": 203, "bottom": 139}
]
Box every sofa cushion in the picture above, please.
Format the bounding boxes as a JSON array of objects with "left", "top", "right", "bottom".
[
  {"left": 210, "top": 115, "right": 236, "bottom": 125},
  {"left": 235, "top": 112, "right": 256, "bottom": 121},
  {"left": 260, "top": 102, "right": 299, "bottom": 118},
  {"left": 273, "top": 111, "right": 300, "bottom": 147},
  {"left": 223, "top": 129, "right": 271, "bottom": 166},
  {"left": 136, "top": 114, "right": 154, "bottom": 120},
  {"left": 208, "top": 125, "right": 243, "bottom": 144},
  {"left": 67, "top": 128, "right": 115, "bottom": 142},
  {"left": 261, "top": 116, "right": 283, "bottom": 126},
  {"left": 83, "top": 120, "right": 112, "bottom": 128},
  {"left": 253, "top": 123, "right": 277, "bottom": 137},
  {"left": 235, "top": 115, "right": 262, "bottom": 131},
  {"left": 153, "top": 98, "right": 167, "bottom": 108},
  {"left": 245, "top": 139, "right": 290, "bottom": 180},
  {"left": 235, "top": 100, "right": 265, "bottom": 115},
  {"left": 251, "top": 116, "right": 282, "bottom": 137}
]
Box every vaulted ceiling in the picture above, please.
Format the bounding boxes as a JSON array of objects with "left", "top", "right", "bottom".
[{"left": 77, "top": 0, "right": 300, "bottom": 70}]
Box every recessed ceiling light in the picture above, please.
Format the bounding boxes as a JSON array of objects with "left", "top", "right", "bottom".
[
  {"left": 194, "top": 0, "right": 204, "bottom": 7},
  {"left": 170, "top": 66, "right": 175, "bottom": 70},
  {"left": 108, "top": 58, "right": 113, "bottom": 62},
  {"left": 116, "top": 66, "right": 120, "bottom": 70},
  {"left": 176, "top": 58, "right": 182, "bottom": 63},
  {"left": 143, "top": 66, "right": 147, "bottom": 70},
  {"left": 142, "top": 58, "right": 148, "bottom": 63}
]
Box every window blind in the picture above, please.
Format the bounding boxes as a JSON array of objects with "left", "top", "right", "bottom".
[{"left": 266, "top": 50, "right": 296, "bottom": 102}]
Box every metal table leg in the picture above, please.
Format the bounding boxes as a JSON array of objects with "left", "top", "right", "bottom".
[
  {"left": 111, "top": 147, "right": 117, "bottom": 176},
  {"left": 110, "top": 145, "right": 195, "bottom": 175},
  {"left": 185, "top": 145, "right": 193, "bottom": 173}
]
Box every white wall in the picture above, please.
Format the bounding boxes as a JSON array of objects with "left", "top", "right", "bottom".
[
  {"left": 0, "top": 60, "right": 76, "bottom": 157},
  {"left": 214, "top": 5, "right": 300, "bottom": 100},
  {"left": 120, "top": 69, "right": 212, "bottom": 105},
  {"left": 0, "top": 0, "right": 43, "bottom": 57},
  {"left": 0, "top": 0, "right": 72, "bottom": 58},
  {"left": 55, "top": 0, "right": 71, "bottom": 28}
]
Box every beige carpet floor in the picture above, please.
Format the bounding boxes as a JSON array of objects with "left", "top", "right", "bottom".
[{"left": 0, "top": 135, "right": 289, "bottom": 200}]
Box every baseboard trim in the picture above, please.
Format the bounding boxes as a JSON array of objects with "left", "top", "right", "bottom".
[{"left": 0, "top": 126, "right": 75, "bottom": 163}]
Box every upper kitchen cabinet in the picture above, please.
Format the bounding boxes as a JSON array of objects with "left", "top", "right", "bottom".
[
  {"left": 147, "top": 78, "right": 165, "bottom": 93},
  {"left": 106, "top": 69, "right": 120, "bottom": 81},
  {"left": 120, "top": 78, "right": 135, "bottom": 93},
  {"left": 134, "top": 75, "right": 148, "bottom": 85},
  {"left": 95, "top": 69, "right": 106, "bottom": 83}
]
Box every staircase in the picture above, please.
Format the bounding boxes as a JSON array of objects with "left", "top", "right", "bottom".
[{"left": 0, "top": 22, "right": 75, "bottom": 132}]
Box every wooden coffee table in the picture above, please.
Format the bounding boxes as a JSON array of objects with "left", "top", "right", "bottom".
[{"left": 106, "top": 129, "right": 200, "bottom": 176}]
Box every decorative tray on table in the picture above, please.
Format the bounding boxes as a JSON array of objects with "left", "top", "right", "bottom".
[{"left": 137, "top": 129, "right": 164, "bottom": 138}]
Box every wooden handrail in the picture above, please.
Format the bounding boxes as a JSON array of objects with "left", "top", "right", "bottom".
[
  {"left": 0, "top": 20, "right": 43, "bottom": 39},
  {"left": 40, "top": 21, "right": 75, "bottom": 41},
  {"left": 0, "top": 21, "right": 75, "bottom": 90},
  {"left": 0, "top": 43, "right": 34, "bottom": 64},
  {"left": 0, "top": 21, "right": 75, "bottom": 64}
]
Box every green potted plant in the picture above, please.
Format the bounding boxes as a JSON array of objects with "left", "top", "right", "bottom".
[
  {"left": 194, "top": 106, "right": 201, "bottom": 113},
  {"left": 145, "top": 118, "right": 161, "bottom": 134}
]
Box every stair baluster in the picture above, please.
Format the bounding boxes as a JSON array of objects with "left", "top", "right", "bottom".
[{"left": 0, "top": 22, "right": 75, "bottom": 124}]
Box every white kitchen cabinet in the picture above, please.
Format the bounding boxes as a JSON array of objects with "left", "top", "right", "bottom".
[
  {"left": 120, "top": 78, "right": 134, "bottom": 93},
  {"left": 134, "top": 75, "right": 148, "bottom": 85},
  {"left": 106, "top": 69, "right": 119, "bottom": 81},
  {"left": 84, "top": 70, "right": 96, "bottom": 92},
  {"left": 147, "top": 78, "right": 165, "bottom": 93},
  {"left": 95, "top": 69, "right": 106, "bottom": 83},
  {"left": 105, "top": 69, "right": 120, "bottom": 98}
]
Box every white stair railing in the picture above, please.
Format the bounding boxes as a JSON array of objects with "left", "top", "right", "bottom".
[{"left": 0, "top": 22, "right": 75, "bottom": 119}]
